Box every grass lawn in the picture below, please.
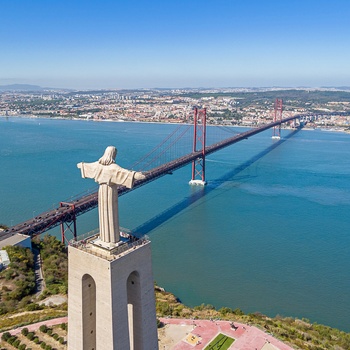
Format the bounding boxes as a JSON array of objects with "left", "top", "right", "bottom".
[{"left": 204, "top": 333, "right": 235, "bottom": 350}]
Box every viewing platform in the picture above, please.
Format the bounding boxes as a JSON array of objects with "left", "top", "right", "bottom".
[{"left": 69, "top": 228, "right": 150, "bottom": 261}]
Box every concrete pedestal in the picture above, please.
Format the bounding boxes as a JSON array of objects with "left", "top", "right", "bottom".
[{"left": 68, "top": 239, "right": 158, "bottom": 350}]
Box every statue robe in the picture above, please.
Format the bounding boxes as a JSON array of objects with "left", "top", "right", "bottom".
[{"left": 79, "top": 161, "right": 137, "bottom": 243}]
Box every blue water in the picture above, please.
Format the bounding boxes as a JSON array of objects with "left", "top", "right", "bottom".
[{"left": 1, "top": 117, "right": 350, "bottom": 332}]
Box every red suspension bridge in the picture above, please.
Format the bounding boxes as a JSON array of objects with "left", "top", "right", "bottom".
[{"left": 1, "top": 105, "right": 309, "bottom": 243}]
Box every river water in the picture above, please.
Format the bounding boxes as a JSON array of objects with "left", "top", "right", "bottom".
[{"left": 0, "top": 116, "right": 349, "bottom": 332}]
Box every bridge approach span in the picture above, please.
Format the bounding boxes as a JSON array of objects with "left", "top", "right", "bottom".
[{"left": 1, "top": 114, "right": 301, "bottom": 240}]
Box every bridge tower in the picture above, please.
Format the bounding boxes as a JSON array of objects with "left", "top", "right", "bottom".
[
  {"left": 189, "top": 107, "right": 207, "bottom": 186},
  {"left": 272, "top": 98, "right": 283, "bottom": 139},
  {"left": 60, "top": 202, "right": 77, "bottom": 244}
]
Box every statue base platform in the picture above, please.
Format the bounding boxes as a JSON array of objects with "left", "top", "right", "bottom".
[
  {"left": 89, "top": 237, "right": 130, "bottom": 256},
  {"left": 91, "top": 238, "right": 124, "bottom": 250}
]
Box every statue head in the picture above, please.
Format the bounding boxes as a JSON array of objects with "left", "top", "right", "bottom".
[{"left": 99, "top": 146, "right": 117, "bottom": 165}]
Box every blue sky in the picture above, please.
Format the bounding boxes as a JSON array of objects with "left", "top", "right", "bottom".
[{"left": 1, "top": 0, "right": 350, "bottom": 89}]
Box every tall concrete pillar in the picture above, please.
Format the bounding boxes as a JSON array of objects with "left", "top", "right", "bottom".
[{"left": 68, "top": 237, "right": 158, "bottom": 350}]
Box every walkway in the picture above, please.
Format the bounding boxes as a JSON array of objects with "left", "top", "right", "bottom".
[
  {"left": 33, "top": 248, "right": 45, "bottom": 297},
  {"left": 0, "top": 317, "right": 68, "bottom": 338}
]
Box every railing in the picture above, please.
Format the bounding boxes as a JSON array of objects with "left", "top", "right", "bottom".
[
  {"left": 69, "top": 230, "right": 150, "bottom": 260},
  {"left": 69, "top": 228, "right": 100, "bottom": 244}
]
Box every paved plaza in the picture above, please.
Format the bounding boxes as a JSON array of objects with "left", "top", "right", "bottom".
[
  {"left": 158, "top": 317, "right": 294, "bottom": 350},
  {"left": 1, "top": 316, "right": 294, "bottom": 350}
]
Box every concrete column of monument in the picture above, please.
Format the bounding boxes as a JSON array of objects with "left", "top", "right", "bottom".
[{"left": 68, "top": 146, "right": 158, "bottom": 350}]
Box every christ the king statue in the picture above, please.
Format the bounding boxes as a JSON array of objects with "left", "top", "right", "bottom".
[{"left": 77, "top": 146, "right": 145, "bottom": 244}]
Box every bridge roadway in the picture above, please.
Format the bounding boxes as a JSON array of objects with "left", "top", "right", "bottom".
[{"left": 1, "top": 115, "right": 300, "bottom": 240}]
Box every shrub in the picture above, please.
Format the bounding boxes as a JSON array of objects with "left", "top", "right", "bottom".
[
  {"left": 233, "top": 308, "right": 244, "bottom": 315},
  {"left": 157, "top": 318, "right": 164, "bottom": 328},
  {"left": 39, "top": 325, "right": 48, "bottom": 333},
  {"left": 60, "top": 322, "right": 67, "bottom": 330},
  {"left": 21, "top": 328, "right": 29, "bottom": 336},
  {"left": 194, "top": 304, "right": 204, "bottom": 311},
  {"left": 52, "top": 333, "right": 59, "bottom": 340},
  {"left": 59, "top": 337, "right": 65, "bottom": 344},
  {"left": 26, "top": 303, "right": 42, "bottom": 311},
  {"left": 13, "top": 339, "right": 21, "bottom": 348},
  {"left": 19, "top": 344, "right": 27, "bottom": 350},
  {"left": 26, "top": 332, "right": 35, "bottom": 341},
  {"left": 1, "top": 332, "right": 11, "bottom": 341},
  {"left": 40, "top": 342, "right": 46, "bottom": 349},
  {"left": 58, "top": 284, "right": 68, "bottom": 294},
  {"left": 7, "top": 336, "right": 17, "bottom": 345},
  {"left": 0, "top": 302, "right": 9, "bottom": 315},
  {"left": 47, "top": 329, "right": 52, "bottom": 335},
  {"left": 219, "top": 307, "right": 233, "bottom": 315},
  {"left": 45, "top": 345, "right": 52, "bottom": 350},
  {"left": 33, "top": 337, "right": 40, "bottom": 344},
  {"left": 4, "top": 269, "right": 17, "bottom": 281},
  {"left": 156, "top": 301, "right": 172, "bottom": 315},
  {"left": 193, "top": 303, "right": 216, "bottom": 311}
]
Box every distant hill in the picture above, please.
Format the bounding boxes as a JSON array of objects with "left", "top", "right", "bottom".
[
  {"left": 321, "top": 86, "right": 350, "bottom": 91},
  {"left": 0, "top": 84, "right": 44, "bottom": 91},
  {"left": 1, "top": 84, "right": 349, "bottom": 93}
]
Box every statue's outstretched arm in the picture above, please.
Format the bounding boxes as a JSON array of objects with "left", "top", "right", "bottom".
[{"left": 134, "top": 172, "right": 146, "bottom": 180}]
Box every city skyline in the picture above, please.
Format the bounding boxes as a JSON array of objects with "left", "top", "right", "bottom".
[{"left": 1, "top": 0, "right": 350, "bottom": 89}]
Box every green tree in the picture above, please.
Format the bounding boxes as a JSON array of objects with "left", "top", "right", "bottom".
[
  {"left": 21, "top": 327, "right": 29, "bottom": 336},
  {"left": 39, "top": 324, "right": 48, "bottom": 333},
  {"left": 26, "top": 332, "right": 35, "bottom": 341},
  {"left": 1, "top": 331, "right": 11, "bottom": 341}
]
